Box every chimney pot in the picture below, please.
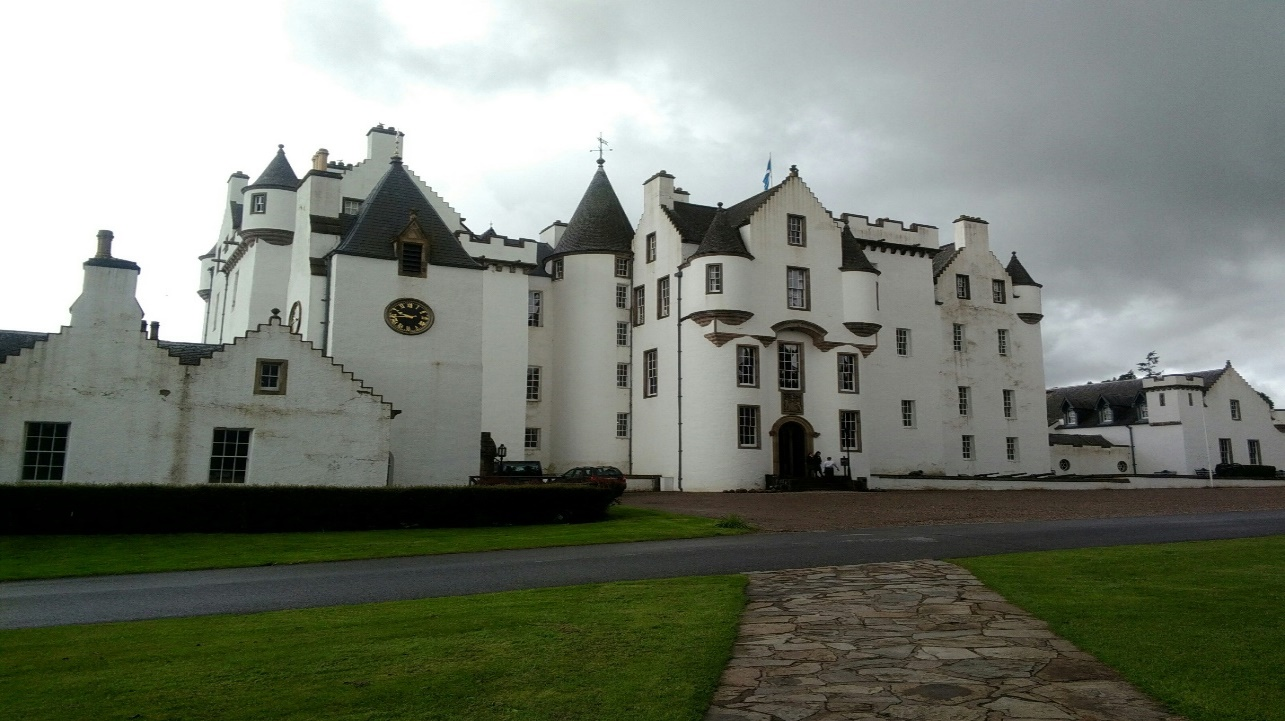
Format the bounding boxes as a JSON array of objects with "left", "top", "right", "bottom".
[
  {"left": 95, "top": 230, "right": 114, "bottom": 259},
  {"left": 149, "top": 321, "right": 160, "bottom": 340},
  {"left": 312, "top": 148, "right": 330, "bottom": 171}
]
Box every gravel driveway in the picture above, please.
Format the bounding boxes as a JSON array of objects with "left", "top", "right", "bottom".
[{"left": 622, "top": 486, "right": 1285, "bottom": 532}]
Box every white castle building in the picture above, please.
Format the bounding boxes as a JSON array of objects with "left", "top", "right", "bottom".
[{"left": 3, "top": 125, "right": 1057, "bottom": 489}]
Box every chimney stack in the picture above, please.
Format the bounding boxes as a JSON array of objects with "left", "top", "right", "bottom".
[{"left": 312, "top": 148, "right": 330, "bottom": 171}]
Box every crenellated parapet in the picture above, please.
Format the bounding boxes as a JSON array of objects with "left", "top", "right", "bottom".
[{"left": 840, "top": 213, "right": 940, "bottom": 247}]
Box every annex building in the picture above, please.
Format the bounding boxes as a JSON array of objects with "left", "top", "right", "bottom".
[{"left": 3, "top": 125, "right": 1056, "bottom": 490}]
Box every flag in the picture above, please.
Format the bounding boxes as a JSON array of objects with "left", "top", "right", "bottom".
[{"left": 763, "top": 155, "right": 772, "bottom": 190}]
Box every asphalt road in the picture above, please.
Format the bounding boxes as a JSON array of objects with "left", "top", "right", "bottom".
[{"left": 4, "top": 509, "right": 1284, "bottom": 629}]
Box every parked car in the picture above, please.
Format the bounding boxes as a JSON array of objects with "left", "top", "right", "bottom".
[
  {"left": 559, "top": 466, "right": 627, "bottom": 495},
  {"left": 475, "top": 460, "right": 545, "bottom": 485}
]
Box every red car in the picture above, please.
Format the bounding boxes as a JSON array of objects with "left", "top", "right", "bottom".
[{"left": 559, "top": 466, "right": 627, "bottom": 495}]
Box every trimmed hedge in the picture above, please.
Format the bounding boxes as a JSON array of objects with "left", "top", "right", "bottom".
[
  {"left": 1214, "top": 463, "right": 1279, "bottom": 479},
  {"left": 0, "top": 484, "right": 619, "bottom": 535}
]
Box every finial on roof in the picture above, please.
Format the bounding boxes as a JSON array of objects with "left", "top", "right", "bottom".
[
  {"left": 278, "top": 144, "right": 284, "bottom": 151},
  {"left": 717, "top": 202, "right": 724, "bottom": 209},
  {"left": 271, "top": 308, "right": 281, "bottom": 318},
  {"left": 789, "top": 164, "right": 799, "bottom": 176},
  {"left": 591, "top": 133, "right": 611, "bottom": 165},
  {"left": 390, "top": 155, "right": 403, "bottom": 165}
]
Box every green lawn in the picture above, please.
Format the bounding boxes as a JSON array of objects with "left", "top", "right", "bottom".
[
  {"left": 0, "top": 575, "right": 747, "bottom": 721},
  {"left": 0, "top": 506, "right": 751, "bottom": 581},
  {"left": 955, "top": 535, "right": 1285, "bottom": 721}
]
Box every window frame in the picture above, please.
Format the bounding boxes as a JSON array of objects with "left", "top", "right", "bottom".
[
  {"left": 632, "top": 285, "right": 646, "bottom": 326},
  {"left": 737, "top": 405, "right": 761, "bottom": 448},
  {"left": 1003, "top": 389, "right": 1015, "bottom": 419},
  {"left": 1219, "top": 437, "right": 1234, "bottom": 465},
  {"left": 552, "top": 258, "right": 564, "bottom": 280},
  {"left": 524, "top": 427, "right": 540, "bottom": 449},
  {"left": 342, "top": 197, "right": 363, "bottom": 215},
  {"left": 657, "top": 276, "right": 671, "bottom": 319},
  {"left": 646, "top": 232, "right": 657, "bottom": 263},
  {"left": 955, "top": 274, "right": 971, "bottom": 300},
  {"left": 705, "top": 263, "right": 723, "bottom": 294},
  {"left": 22, "top": 421, "right": 70, "bottom": 481},
  {"left": 615, "top": 284, "right": 628, "bottom": 309},
  {"left": 786, "top": 266, "right": 810, "bottom": 310},
  {"left": 526, "top": 366, "right": 541, "bottom": 402},
  {"left": 901, "top": 400, "right": 916, "bottom": 428},
  {"left": 997, "top": 328, "right": 1009, "bottom": 356},
  {"left": 895, "top": 328, "right": 911, "bottom": 357},
  {"left": 1006, "top": 436, "right": 1019, "bottom": 461},
  {"left": 616, "top": 321, "right": 629, "bottom": 347},
  {"left": 837, "top": 353, "right": 858, "bottom": 393},
  {"left": 786, "top": 214, "right": 806, "bottom": 247},
  {"left": 616, "top": 362, "right": 630, "bottom": 388},
  {"left": 396, "top": 239, "right": 427, "bottom": 277},
  {"left": 616, "top": 412, "right": 630, "bottom": 438},
  {"left": 958, "top": 386, "right": 970, "bottom": 416},
  {"left": 209, "top": 427, "right": 252, "bottom": 484},
  {"left": 839, "top": 410, "right": 862, "bottom": 452},
  {"left": 777, "top": 342, "right": 803, "bottom": 391},
  {"left": 1248, "top": 439, "right": 1262, "bottom": 465},
  {"left": 527, "top": 290, "right": 543, "bottom": 327},
  {"left": 254, "top": 358, "right": 288, "bottom": 395},
  {"left": 992, "top": 279, "right": 1007, "bottom": 304},
  {"left": 643, "top": 349, "right": 658, "bottom": 398},
  {"left": 961, "top": 434, "right": 974, "bottom": 460},
  {"left": 250, "top": 193, "right": 267, "bottom": 214},
  {"left": 1230, "top": 399, "right": 1242, "bottom": 420},
  {"left": 736, "top": 345, "right": 759, "bottom": 388},
  {"left": 614, "top": 256, "right": 631, "bottom": 278},
  {"left": 952, "top": 323, "right": 965, "bottom": 353}
]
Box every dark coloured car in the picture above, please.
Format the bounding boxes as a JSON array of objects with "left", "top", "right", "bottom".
[{"left": 559, "top": 466, "right": 627, "bottom": 495}]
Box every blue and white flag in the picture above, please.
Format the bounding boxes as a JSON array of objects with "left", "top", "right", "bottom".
[{"left": 763, "top": 155, "right": 772, "bottom": 190}]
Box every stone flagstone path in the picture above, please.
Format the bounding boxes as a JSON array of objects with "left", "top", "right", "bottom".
[{"left": 706, "top": 560, "right": 1185, "bottom": 721}]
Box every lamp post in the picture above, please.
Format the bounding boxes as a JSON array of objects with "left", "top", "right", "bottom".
[{"left": 497, "top": 443, "right": 507, "bottom": 464}]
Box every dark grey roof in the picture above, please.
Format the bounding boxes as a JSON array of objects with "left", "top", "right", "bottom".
[
  {"left": 332, "top": 157, "right": 482, "bottom": 270},
  {"left": 931, "top": 242, "right": 960, "bottom": 279},
  {"left": 84, "top": 257, "right": 141, "bottom": 271},
  {"left": 689, "top": 205, "right": 753, "bottom": 260},
  {"left": 1007, "top": 252, "right": 1041, "bottom": 287},
  {"left": 1046, "top": 367, "right": 1229, "bottom": 426},
  {"left": 246, "top": 145, "right": 299, "bottom": 191},
  {"left": 840, "top": 224, "right": 880, "bottom": 274},
  {"left": 0, "top": 330, "right": 49, "bottom": 363},
  {"left": 1049, "top": 434, "right": 1116, "bottom": 448},
  {"left": 156, "top": 340, "right": 224, "bottom": 365},
  {"left": 547, "top": 162, "right": 635, "bottom": 259},
  {"left": 230, "top": 201, "right": 243, "bottom": 230},
  {"left": 530, "top": 242, "right": 554, "bottom": 278},
  {"left": 662, "top": 180, "right": 787, "bottom": 246}
]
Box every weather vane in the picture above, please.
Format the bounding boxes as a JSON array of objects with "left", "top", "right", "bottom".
[{"left": 591, "top": 133, "right": 612, "bottom": 163}]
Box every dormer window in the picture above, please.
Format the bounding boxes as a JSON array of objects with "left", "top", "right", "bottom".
[
  {"left": 394, "top": 213, "right": 428, "bottom": 277},
  {"left": 1063, "top": 404, "right": 1078, "bottom": 428},
  {"left": 1137, "top": 398, "right": 1149, "bottom": 422},
  {"left": 342, "top": 198, "right": 363, "bottom": 215},
  {"left": 1099, "top": 401, "right": 1114, "bottom": 424},
  {"left": 250, "top": 193, "right": 267, "bottom": 214}
]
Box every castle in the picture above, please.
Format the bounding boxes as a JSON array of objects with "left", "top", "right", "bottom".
[{"left": 3, "top": 125, "right": 1056, "bottom": 489}]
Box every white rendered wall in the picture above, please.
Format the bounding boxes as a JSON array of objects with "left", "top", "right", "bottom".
[
  {"left": 525, "top": 276, "right": 554, "bottom": 466},
  {"left": 479, "top": 263, "right": 531, "bottom": 461}
]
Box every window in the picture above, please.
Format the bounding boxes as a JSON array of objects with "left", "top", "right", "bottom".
[
  {"left": 643, "top": 349, "right": 658, "bottom": 397},
  {"left": 1219, "top": 438, "right": 1233, "bottom": 465},
  {"left": 22, "top": 422, "right": 70, "bottom": 481},
  {"left": 342, "top": 198, "right": 363, "bottom": 215},
  {"left": 614, "top": 256, "right": 631, "bottom": 278},
  {"left": 254, "top": 359, "right": 287, "bottom": 395},
  {"left": 778, "top": 342, "right": 802, "bottom": 390},
  {"left": 1230, "top": 399, "right": 1242, "bottom": 420},
  {"left": 955, "top": 274, "right": 971, "bottom": 299},
  {"left": 736, "top": 345, "right": 759, "bottom": 387},
  {"left": 787, "top": 214, "right": 806, "bottom": 246},
  {"left": 992, "top": 279, "right": 1007, "bottom": 304},
  {"left": 526, "top": 366, "right": 541, "bottom": 401},
  {"left": 706, "top": 263, "right": 723, "bottom": 294},
  {"left": 997, "top": 328, "right": 1009, "bottom": 356},
  {"left": 209, "top": 428, "right": 251, "bottom": 483},
  {"left": 633, "top": 286, "right": 646, "bottom": 326},
  {"left": 737, "top": 405, "right": 760, "bottom": 448},
  {"left": 524, "top": 428, "right": 540, "bottom": 449},
  {"left": 616, "top": 363, "right": 630, "bottom": 388},
  {"left": 1188, "top": 392, "right": 1194, "bottom": 406},
  {"left": 786, "top": 267, "right": 810, "bottom": 310},
  {"left": 837, "top": 353, "right": 858, "bottom": 393},
  {"left": 250, "top": 193, "right": 266, "bottom": 214},
  {"left": 961, "top": 435, "right": 974, "bottom": 460},
  {"left": 616, "top": 322, "right": 629, "bottom": 346},
  {"left": 1003, "top": 389, "right": 1015, "bottom": 419},
  {"left": 1248, "top": 439, "right": 1262, "bottom": 465},
  {"left": 1099, "top": 402, "right": 1114, "bottom": 424},
  {"left": 399, "top": 241, "right": 426, "bottom": 276},
  {"left": 527, "top": 291, "right": 543, "bottom": 327},
  {"left": 1137, "top": 398, "right": 1149, "bottom": 421},
  {"left": 895, "top": 328, "right": 911, "bottom": 356},
  {"left": 952, "top": 323, "right": 965, "bottom": 353},
  {"left": 646, "top": 232, "right": 657, "bottom": 263},
  {"left": 901, "top": 400, "right": 916, "bottom": 428},
  {"left": 657, "top": 276, "right": 670, "bottom": 318},
  {"left": 616, "top": 413, "right": 630, "bottom": 438},
  {"left": 958, "top": 386, "right": 970, "bottom": 416},
  {"left": 1159, "top": 392, "right": 1166, "bottom": 407},
  {"left": 1006, "top": 437, "right": 1019, "bottom": 461},
  {"left": 1063, "top": 405, "right": 1078, "bottom": 427},
  {"left": 615, "top": 284, "right": 628, "bottom": 309},
  {"left": 840, "top": 410, "right": 862, "bottom": 451},
  {"left": 1059, "top": 459, "right": 1071, "bottom": 471},
  {"left": 552, "top": 258, "right": 564, "bottom": 280}
]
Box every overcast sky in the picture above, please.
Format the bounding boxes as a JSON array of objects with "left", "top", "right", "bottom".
[{"left": 2, "top": 0, "right": 1281, "bottom": 404}]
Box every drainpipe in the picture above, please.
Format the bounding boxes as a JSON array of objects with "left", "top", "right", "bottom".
[
  {"left": 675, "top": 269, "right": 684, "bottom": 491},
  {"left": 1126, "top": 423, "right": 1137, "bottom": 474}
]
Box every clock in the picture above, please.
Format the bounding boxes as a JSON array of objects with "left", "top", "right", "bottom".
[
  {"left": 384, "top": 298, "right": 435, "bottom": 335},
  {"left": 287, "top": 301, "right": 302, "bottom": 334}
]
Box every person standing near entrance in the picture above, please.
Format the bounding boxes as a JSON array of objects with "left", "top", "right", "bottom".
[
  {"left": 809, "top": 451, "right": 822, "bottom": 478},
  {"left": 822, "top": 457, "right": 837, "bottom": 478}
]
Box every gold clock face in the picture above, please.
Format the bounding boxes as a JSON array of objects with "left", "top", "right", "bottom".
[
  {"left": 287, "top": 301, "right": 302, "bottom": 334},
  {"left": 384, "top": 298, "right": 435, "bottom": 335}
]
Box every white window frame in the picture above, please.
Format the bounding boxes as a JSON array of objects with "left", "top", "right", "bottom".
[
  {"left": 958, "top": 386, "right": 970, "bottom": 416},
  {"left": 209, "top": 427, "right": 252, "bottom": 483},
  {"left": 616, "top": 413, "right": 630, "bottom": 438},
  {"left": 840, "top": 410, "right": 861, "bottom": 451},
  {"left": 997, "top": 328, "right": 1009, "bottom": 356},
  {"left": 952, "top": 323, "right": 965, "bottom": 353},
  {"left": 837, "top": 353, "right": 858, "bottom": 393},
  {"left": 961, "top": 434, "right": 974, "bottom": 460},
  {"left": 737, "top": 405, "right": 761, "bottom": 448},
  {"left": 955, "top": 274, "right": 970, "bottom": 299},
  {"left": 615, "top": 284, "right": 628, "bottom": 309},
  {"left": 992, "top": 279, "right": 1007, "bottom": 304},
  {"left": 633, "top": 286, "right": 646, "bottom": 326},
  {"left": 614, "top": 256, "right": 631, "bottom": 278},
  {"left": 527, "top": 290, "right": 543, "bottom": 327},
  {"left": 646, "top": 232, "right": 657, "bottom": 263},
  {"left": 786, "top": 267, "right": 810, "bottom": 310},
  {"left": 1003, "top": 389, "right": 1015, "bottom": 419},
  {"left": 254, "top": 359, "right": 288, "bottom": 395},
  {"left": 616, "top": 321, "right": 629, "bottom": 347},
  {"left": 657, "top": 276, "right": 670, "bottom": 319},
  {"left": 524, "top": 428, "right": 540, "bottom": 449},
  {"left": 526, "top": 366, "right": 541, "bottom": 401},
  {"left": 1006, "top": 436, "right": 1019, "bottom": 461},
  {"left": 643, "top": 349, "right": 658, "bottom": 397},
  {"left": 342, "top": 197, "right": 363, "bottom": 215},
  {"left": 1230, "top": 399, "right": 1241, "bottom": 421},
  {"left": 616, "top": 362, "right": 630, "bottom": 388},
  {"left": 1219, "top": 437, "right": 1233, "bottom": 465},
  {"left": 901, "top": 400, "right": 916, "bottom": 428},
  {"left": 250, "top": 193, "right": 267, "bottom": 214},
  {"left": 552, "top": 258, "right": 564, "bottom": 280},
  {"left": 787, "top": 214, "right": 806, "bottom": 246},
  {"left": 778, "top": 342, "right": 803, "bottom": 391},
  {"left": 736, "top": 345, "right": 759, "bottom": 387},
  {"left": 706, "top": 263, "right": 723, "bottom": 294},
  {"left": 895, "top": 328, "right": 911, "bottom": 357},
  {"left": 1248, "top": 439, "right": 1262, "bottom": 465}
]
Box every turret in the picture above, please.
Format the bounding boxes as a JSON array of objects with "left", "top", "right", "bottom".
[
  {"left": 1006, "top": 251, "right": 1043, "bottom": 324},
  {"left": 683, "top": 203, "right": 754, "bottom": 317},
  {"left": 839, "top": 220, "right": 881, "bottom": 339},
  {"left": 70, "top": 230, "right": 144, "bottom": 333},
  {"left": 240, "top": 145, "right": 299, "bottom": 247}
]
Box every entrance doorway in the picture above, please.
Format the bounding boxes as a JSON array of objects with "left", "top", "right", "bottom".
[{"left": 775, "top": 420, "right": 808, "bottom": 479}]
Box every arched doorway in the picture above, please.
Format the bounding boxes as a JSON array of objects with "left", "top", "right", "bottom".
[{"left": 771, "top": 416, "right": 815, "bottom": 480}]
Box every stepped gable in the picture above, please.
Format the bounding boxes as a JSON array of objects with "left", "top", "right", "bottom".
[
  {"left": 689, "top": 204, "right": 753, "bottom": 260},
  {"left": 1006, "top": 252, "right": 1042, "bottom": 287},
  {"left": 333, "top": 157, "right": 482, "bottom": 270},
  {"left": 931, "top": 242, "right": 960, "bottom": 279},
  {"left": 663, "top": 179, "right": 788, "bottom": 243},
  {"left": 156, "top": 340, "right": 225, "bottom": 365},
  {"left": 840, "top": 223, "right": 880, "bottom": 274},
  {"left": 0, "top": 330, "right": 49, "bottom": 363},
  {"left": 246, "top": 145, "right": 299, "bottom": 191},
  {"left": 547, "top": 160, "right": 634, "bottom": 259}
]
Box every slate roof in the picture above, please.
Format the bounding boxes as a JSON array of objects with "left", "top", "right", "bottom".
[
  {"left": 246, "top": 145, "right": 299, "bottom": 191},
  {"left": 662, "top": 180, "right": 789, "bottom": 248},
  {"left": 547, "top": 161, "right": 635, "bottom": 258},
  {"left": 931, "top": 242, "right": 960, "bottom": 279},
  {"left": 1046, "top": 367, "right": 1228, "bottom": 426},
  {"left": 840, "top": 223, "right": 880, "bottom": 274},
  {"left": 332, "top": 157, "right": 482, "bottom": 270},
  {"left": 530, "top": 242, "right": 554, "bottom": 278},
  {"left": 230, "top": 201, "right": 243, "bottom": 230},
  {"left": 1049, "top": 434, "right": 1116, "bottom": 448},
  {"left": 0, "top": 330, "right": 49, "bottom": 363},
  {"left": 156, "top": 340, "right": 224, "bottom": 365},
  {"left": 689, "top": 205, "right": 753, "bottom": 260},
  {"left": 1006, "top": 252, "right": 1041, "bottom": 287}
]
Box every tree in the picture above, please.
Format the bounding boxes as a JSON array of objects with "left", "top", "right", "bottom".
[
  {"left": 1136, "top": 351, "right": 1161, "bottom": 379},
  {"left": 1259, "top": 391, "right": 1275, "bottom": 409}
]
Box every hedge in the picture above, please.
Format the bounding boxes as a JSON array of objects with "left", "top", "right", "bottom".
[
  {"left": 0, "top": 483, "right": 619, "bottom": 535},
  {"left": 1214, "top": 463, "right": 1279, "bottom": 479}
]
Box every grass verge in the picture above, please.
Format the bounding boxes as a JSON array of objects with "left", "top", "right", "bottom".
[
  {"left": 0, "top": 575, "right": 747, "bottom": 721},
  {"left": 0, "top": 505, "right": 752, "bottom": 581},
  {"left": 954, "top": 535, "right": 1285, "bottom": 721}
]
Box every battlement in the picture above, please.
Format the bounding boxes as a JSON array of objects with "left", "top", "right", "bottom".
[
  {"left": 841, "top": 213, "right": 939, "bottom": 247},
  {"left": 1142, "top": 375, "right": 1206, "bottom": 390}
]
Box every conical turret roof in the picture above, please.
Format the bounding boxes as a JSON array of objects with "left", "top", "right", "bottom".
[
  {"left": 839, "top": 222, "right": 880, "bottom": 274},
  {"left": 332, "top": 157, "right": 482, "bottom": 270},
  {"left": 548, "top": 161, "right": 634, "bottom": 258},
  {"left": 1006, "top": 252, "right": 1041, "bottom": 287},
  {"left": 247, "top": 145, "right": 299, "bottom": 191},
  {"left": 689, "top": 204, "right": 753, "bottom": 260}
]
